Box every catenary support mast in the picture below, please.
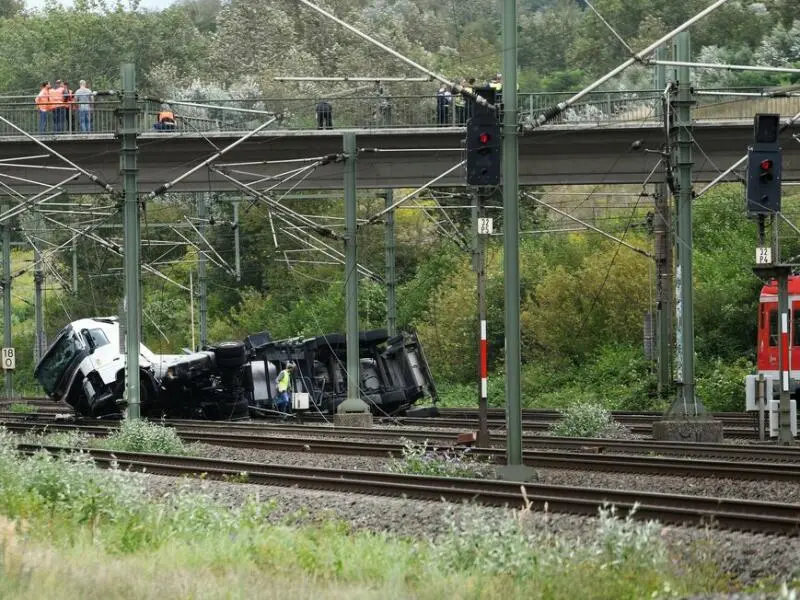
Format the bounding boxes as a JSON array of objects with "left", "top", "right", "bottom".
[
  {"left": 121, "top": 63, "right": 141, "bottom": 420},
  {"left": 498, "top": 0, "right": 535, "bottom": 481}
]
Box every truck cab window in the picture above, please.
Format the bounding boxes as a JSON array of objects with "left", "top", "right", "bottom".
[{"left": 85, "top": 328, "right": 110, "bottom": 349}]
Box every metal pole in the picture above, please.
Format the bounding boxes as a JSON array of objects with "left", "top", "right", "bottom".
[
  {"left": 474, "top": 191, "right": 490, "bottom": 447},
  {"left": 2, "top": 202, "right": 11, "bottom": 399},
  {"left": 384, "top": 188, "right": 396, "bottom": 337},
  {"left": 189, "top": 270, "right": 196, "bottom": 351},
  {"left": 121, "top": 63, "right": 141, "bottom": 420},
  {"left": 32, "top": 210, "right": 46, "bottom": 364},
  {"left": 196, "top": 193, "right": 208, "bottom": 348},
  {"left": 774, "top": 215, "right": 793, "bottom": 443},
  {"left": 498, "top": 0, "right": 535, "bottom": 481},
  {"left": 654, "top": 46, "right": 672, "bottom": 396},
  {"left": 233, "top": 199, "right": 241, "bottom": 282},
  {"left": 673, "top": 33, "right": 697, "bottom": 415},
  {"left": 338, "top": 132, "right": 369, "bottom": 414},
  {"left": 71, "top": 235, "right": 78, "bottom": 294}
]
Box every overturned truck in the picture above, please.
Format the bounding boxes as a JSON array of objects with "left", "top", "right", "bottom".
[{"left": 34, "top": 317, "right": 437, "bottom": 420}]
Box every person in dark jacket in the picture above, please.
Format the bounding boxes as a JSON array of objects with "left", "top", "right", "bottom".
[
  {"left": 316, "top": 100, "right": 333, "bottom": 129},
  {"left": 436, "top": 84, "right": 451, "bottom": 126}
]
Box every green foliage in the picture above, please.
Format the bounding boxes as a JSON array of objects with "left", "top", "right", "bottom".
[
  {"left": 550, "top": 401, "right": 630, "bottom": 438},
  {"left": 386, "top": 439, "right": 485, "bottom": 478},
  {"left": 104, "top": 420, "right": 190, "bottom": 456},
  {"left": 18, "top": 430, "right": 93, "bottom": 448},
  {"left": 696, "top": 357, "right": 753, "bottom": 413},
  {"left": 0, "top": 428, "right": 732, "bottom": 598},
  {"left": 8, "top": 402, "right": 37, "bottom": 414}
]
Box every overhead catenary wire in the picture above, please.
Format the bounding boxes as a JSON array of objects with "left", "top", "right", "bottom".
[
  {"left": 297, "top": 0, "right": 496, "bottom": 111},
  {"left": 527, "top": 0, "right": 732, "bottom": 128},
  {"left": 144, "top": 116, "right": 277, "bottom": 200}
]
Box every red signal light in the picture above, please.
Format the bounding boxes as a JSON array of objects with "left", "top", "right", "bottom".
[
  {"left": 478, "top": 132, "right": 490, "bottom": 144},
  {"left": 760, "top": 159, "right": 773, "bottom": 171}
]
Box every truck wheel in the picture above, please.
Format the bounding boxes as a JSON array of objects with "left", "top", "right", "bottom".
[{"left": 215, "top": 341, "right": 247, "bottom": 368}]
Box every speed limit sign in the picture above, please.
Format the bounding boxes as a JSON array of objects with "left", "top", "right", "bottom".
[{"left": 2, "top": 347, "right": 15, "bottom": 370}]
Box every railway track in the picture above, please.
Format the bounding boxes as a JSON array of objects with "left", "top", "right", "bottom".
[
  {"left": 5, "top": 419, "right": 800, "bottom": 481},
  {"left": 0, "top": 409, "right": 763, "bottom": 439},
  {"left": 18, "top": 444, "right": 800, "bottom": 536},
  {"left": 0, "top": 415, "right": 774, "bottom": 457}
]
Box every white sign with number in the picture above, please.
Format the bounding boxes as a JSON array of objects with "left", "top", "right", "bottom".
[
  {"left": 2, "top": 347, "right": 15, "bottom": 370},
  {"left": 478, "top": 217, "right": 494, "bottom": 235},
  {"left": 756, "top": 246, "right": 772, "bottom": 265}
]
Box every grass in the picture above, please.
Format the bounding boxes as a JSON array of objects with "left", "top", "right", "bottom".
[
  {"left": 0, "top": 425, "right": 779, "bottom": 599},
  {"left": 17, "top": 419, "right": 191, "bottom": 456},
  {"left": 8, "top": 403, "right": 38, "bottom": 414}
]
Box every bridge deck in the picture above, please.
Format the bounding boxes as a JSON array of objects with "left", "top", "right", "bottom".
[{"left": 0, "top": 120, "right": 796, "bottom": 193}]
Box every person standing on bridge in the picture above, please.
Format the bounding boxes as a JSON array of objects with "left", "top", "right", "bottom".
[
  {"left": 35, "top": 82, "right": 51, "bottom": 134},
  {"left": 436, "top": 83, "right": 451, "bottom": 126},
  {"left": 73, "top": 80, "right": 94, "bottom": 133},
  {"left": 275, "top": 362, "right": 296, "bottom": 414},
  {"left": 153, "top": 104, "right": 176, "bottom": 131},
  {"left": 49, "top": 80, "right": 66, "bottom": 133},
  {"left": 315, "top": 99, "right": 332, "bottom": 129}
]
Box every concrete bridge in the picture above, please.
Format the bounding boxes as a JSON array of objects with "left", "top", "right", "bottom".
[{"left": 0, "top": 119, "right": 797, "bottom": 194}]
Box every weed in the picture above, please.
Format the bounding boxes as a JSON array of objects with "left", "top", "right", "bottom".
[
  {"left": 550, "top": 401, "right": 632, "bottom": 438},
  {"left": 386, "top": 439, "right": 486, "bottom": 478},
  {"left": 8, "top": 403, "right": 38, "bottom": 414},
  {"left": 104, "top": 419, "right": 189, "bottom": 455},
  {"left": 18, "top": 430, "right": 93, "bottom": 449}
]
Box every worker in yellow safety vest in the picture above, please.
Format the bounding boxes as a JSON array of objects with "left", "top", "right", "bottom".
[{"left": 275, "top": 362, "right": 296, "bottom": 413}]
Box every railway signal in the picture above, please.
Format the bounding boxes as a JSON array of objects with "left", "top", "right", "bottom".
[
  {"left": 746, "top": 114, "right": 782, "bottom": 217},
  {"left": 466, "top": 115, "right": 501, "bottom": 186}
]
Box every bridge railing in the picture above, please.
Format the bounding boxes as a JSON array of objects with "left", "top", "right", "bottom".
[{"left": 0, "top": 89, "right": 797, "bottom": 136}]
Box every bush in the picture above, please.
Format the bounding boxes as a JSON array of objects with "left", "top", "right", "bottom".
[
  {"left": 550, "top": 401, "right": 630, "bottom": 438},
  {"left": 696, "top": 357, "right": 753, "bottom": 412},
  {"left": 386, "top": 440, "right": 485, "bottom": 478},
  {"left": 104, "top": 419, "right": 189, "bottom": 455}
]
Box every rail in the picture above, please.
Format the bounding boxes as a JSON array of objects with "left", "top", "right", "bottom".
[
  {"left": 19, "top": 444, "right": 800, "bottom": 535},
  {"left": 4, "top": 420, "right": 798, "bottom": 479},
  {"left": 0, "top": 88, "right": 797, "bottom": 137}
]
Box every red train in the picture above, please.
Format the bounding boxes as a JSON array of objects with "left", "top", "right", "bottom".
[
  {"left": 756, "top": 277, "right": 800, "bottom": 384},
  {"left": 751, "top": 277, "right": 799, "bottom": 434}
]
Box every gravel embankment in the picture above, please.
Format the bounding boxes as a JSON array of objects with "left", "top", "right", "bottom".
[
  {"left": 134, "top": 471, "right": 800, "bottom": 586},
  {"left": 192, "top": 443, "right": 800, "bottom": 503}
]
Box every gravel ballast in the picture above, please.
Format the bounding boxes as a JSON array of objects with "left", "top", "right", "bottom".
[
  {"left": 133, "top": 471, "right": 800, "bottom": 586},
  {"left": 192, "top": 443, "right": 800, "bottom": 504}
]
